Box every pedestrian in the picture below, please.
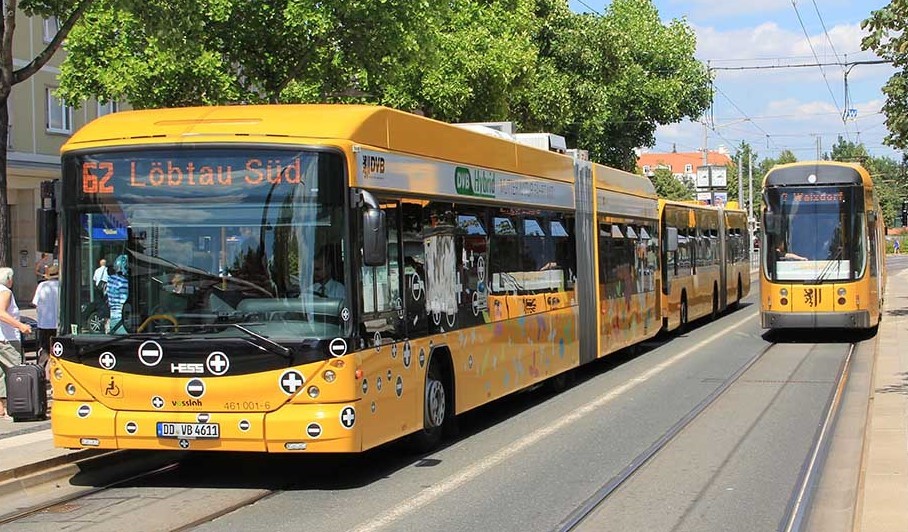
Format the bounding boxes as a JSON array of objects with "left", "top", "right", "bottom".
[
  {"left": 0, "top": 267, "right": 32, "bottom": 419},
  {"left": 34, "top": 253, "right": 52, "bottom": 284},
  {"left": 32, "top": 264, "right": 59, "bottom": 377},
  {"left": 894, "top": 239, "right": 901, "bottom": 255},
  {"left": 93, "top": 258, "right": 109, "bottom": 295},
  {"left": 106, "top": 255, "right": 129, "bottom": 333}
]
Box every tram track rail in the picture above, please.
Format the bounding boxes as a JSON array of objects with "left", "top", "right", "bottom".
[
  {"left": 556, "top": 340, "right": 857, "bottom": 532},
  {"left": 0, "top": 449, "right": 286, "bottom": 530}
]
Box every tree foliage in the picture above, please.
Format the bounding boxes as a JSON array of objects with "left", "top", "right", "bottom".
[
  {"left": 648, "top": 168, "right": 694, "bottom": 201},
  {"left": 862, "top": 1, "right": 908, "bottom": 150},
  {"left": 826, "top": 136, "right": 908, "bottom": 227},
  {"left": 57, "top": 0, "right": 710, "bottom": 173},
  {"left": 0, "top": 0, "right": 93, "bottom": 266}
]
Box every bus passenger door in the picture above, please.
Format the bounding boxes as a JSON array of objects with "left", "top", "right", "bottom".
[{"left": 359, "top": 200, "right": 406, "bottom": 346}]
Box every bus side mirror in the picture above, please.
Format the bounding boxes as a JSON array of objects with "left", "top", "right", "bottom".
[
  {"left": 363, "top": 209, "right": 387, "bottom": 266},
  {"left": 36, "top": 208, "right": 57, "bottom": 254},
  {"left": 666, "top": 227, "right": 678, "bottom": 253}
]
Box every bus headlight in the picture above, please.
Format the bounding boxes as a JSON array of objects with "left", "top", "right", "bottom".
[
  {"left": 322, "top": 370, "right": 336, "bottom": 383},
  {"left": 65, "top": 383, "right": 76, "bottom": 395},
  {"left": 54, "top": 368, "right": 64, "bottom": 380},
  {"left": 307, "top": 386, "right": 320, "bottom": 398},
  {"left": 780, "top": 288, "right": 788, "bottom": 297},
  {"left": 837, "top": 288, "right": 846, "bottom": 297}
]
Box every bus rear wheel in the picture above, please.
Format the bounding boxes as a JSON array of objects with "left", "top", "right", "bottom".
[
  {"left": 679, "top": 296, "right": 689, "bottom": 333},
  {"left": 409, "top": 355, "right": 453, "bottom": 452}
]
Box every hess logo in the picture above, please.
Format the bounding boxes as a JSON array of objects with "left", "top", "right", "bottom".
[{"left": 171, "top": 362, "right": 204, "bottom": 374}]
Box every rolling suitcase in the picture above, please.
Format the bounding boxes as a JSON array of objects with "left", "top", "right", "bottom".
[{"left": 6, "top": 363, "right": 47, "bottom": 421}]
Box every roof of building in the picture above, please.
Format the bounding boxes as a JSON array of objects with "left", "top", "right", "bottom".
[{"left": 637, "top": 151, "right": 732, "bottom": 173}]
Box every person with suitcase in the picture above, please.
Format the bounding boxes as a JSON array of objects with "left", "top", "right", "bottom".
[{"left": 0, "top": 267, "right": 32, "bottom": 419}]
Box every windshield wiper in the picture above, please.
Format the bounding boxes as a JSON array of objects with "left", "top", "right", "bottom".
[
  {"left": 231, "top": 323, "right": 292, "bottom": 359},
  {"left": 813, "top": 246, "right": 845, "bottom": 284},
  {"left": 78, "top": 332, "right": 165, "bottom": 358}
]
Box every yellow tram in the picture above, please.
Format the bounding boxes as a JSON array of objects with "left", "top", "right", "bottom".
[{"left": 760, "top": 161, "right": 885, "bottom": 329}]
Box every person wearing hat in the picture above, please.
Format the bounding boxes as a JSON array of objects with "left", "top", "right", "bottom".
[{"left": 32, "top": 264, "right": 59, "bottom": 373}]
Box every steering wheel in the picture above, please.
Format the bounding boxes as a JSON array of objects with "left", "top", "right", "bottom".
[{"left": 138, "top": 313, "right": 179, "bottom": 333}]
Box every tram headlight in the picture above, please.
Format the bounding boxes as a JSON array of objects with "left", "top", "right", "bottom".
[
  {"left": 65, "top": 383, "right": 76, "bottom": 395},
  {"left": 307, "top": 386, "right": 320, "bottom": 398},
  {"left": 322, "top": 370, "right": 336, "bottom": 383}
]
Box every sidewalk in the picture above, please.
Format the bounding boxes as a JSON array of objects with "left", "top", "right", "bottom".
[{"left": 852, "top": 264, "right": 908, "bottom": 531}]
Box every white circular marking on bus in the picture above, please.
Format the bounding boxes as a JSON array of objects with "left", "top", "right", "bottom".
[
  {"left": 328, "top": 338, "right": 347, "bottom": 358},
  {"left": 185, "top": 378, "right": 206, "bottom": 398},
  {"left": 138, "top": 340, "right": 164, "bottom": 367},
  {"left": 77, "top": 404, "right": 91, "bottom": 418},
  {"left": 151, "top": 396, "right": 164, "bottom": 409},
  {"left": 197, "top": 413, "right": 210, "bottom": 423},
  {"left": 206, "top": 351, "right": 230, "bottom": 375},
  {"left": 376, "top": 376, "right": 382, "bottom": 392},
  {"left": 403, "top": 342, "right": 412, "bottom": 368},
  {"left": 99, "top": 352, "right": 117, "bottom": 370},
  {"left": 340, "top": 406, "right": 356, "bottom": 429},
  {"left": 306, "top": 423, "right": 322, "bottom": 438},
  {"left": 52, "top": 341, "right": 64, "bottom": 357},
  {"left": 179, "top": 439, "right": 190, "bottom": 449},
  {"left": 125, "top": 421, "right": 138, "bottom": 434},
  {"left": 419, "top": 348, "right": 426, "bottom": 368},
  {"left": 396, "top": 376, "right": 403, "bottom": 397},
  {"left": 341, "top": 307, "right": 350, "bottom": 322},
  {"left": 279, "top": 370, "right": 304, "bottom": 394},
  {"left": 238, "top": 419, "right": 250, "bottom": 431},
  {"left": 807, "top": 173, "right": 817, "bottom": 184},
  {"left": 362, "top": 378, "right": 368, "bottom": 395},
  {"left": 411, "top": 273, "right": 423, "bottom": 301},
  {"left": 374, "top": 332, "right": 382, "bottom": 350},
  {"left": 349, "top": 312, "right": 759, "bottom": 532}
]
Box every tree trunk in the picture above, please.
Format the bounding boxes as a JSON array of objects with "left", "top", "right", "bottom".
[{"left": 0, "top": 87, "right": 9, "bottom": 268}]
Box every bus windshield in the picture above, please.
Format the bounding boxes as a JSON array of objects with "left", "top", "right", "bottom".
[
  {"left": 763, "top": 185, "right": 865, "bottom": 283},
  {"left": 62, "top": 148, "right": 349, "bottom": 341}
]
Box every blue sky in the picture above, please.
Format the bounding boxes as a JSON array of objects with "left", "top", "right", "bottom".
[{"left": 568, "top": 0, "right": 898, "bottom": 162}]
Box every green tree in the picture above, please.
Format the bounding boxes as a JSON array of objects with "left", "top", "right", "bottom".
[
  {"left": 0, "top": 0, "right": 94, "bottom": 266},
  {"left": 515, "top": 0, "right": 711, "bottom": 171},
  {"left": 59, "top": 0, "right": 438, "bottom": 107},
  {"left": 826, "top": 136, "right": 908, "bottom": 227},
  {"left": 862, "top": 1, "right": 907, "bottom": 150},
  {"left": 729, "top": 141, "right": 761, "bottom": 216},
  {"left": 648, "top": 167, "right": 694, "bottom": 201}
]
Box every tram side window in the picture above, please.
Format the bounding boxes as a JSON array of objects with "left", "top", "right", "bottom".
[
  {"left": 550, "top": 215, "right": 576, "bottom": 293},
  {"left": 677, "top": 228, "right": 691, "bottom": 275},
  {"left": 455, "top": 209, "right": 489, "bottom": 328},
  {"left": 490, "top": 213, "right": 519, "bottom": 294},
  {"left": 422, "top": 203, "right": 458, "bottom": 332}
]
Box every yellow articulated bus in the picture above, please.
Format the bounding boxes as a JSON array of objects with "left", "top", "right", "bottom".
[
  {"left": 760, "top": 161, "right": 886, "bottom": 329},
  {"left": 48, "top": 104, "right": 667, "bottom": 453},
  {"left": 659, "top": 200, "right": 751, "bottom": 332}
]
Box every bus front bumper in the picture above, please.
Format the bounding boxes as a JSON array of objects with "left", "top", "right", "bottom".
[
  {"left": 762, "top": 310, "right": 872, "bottom": 329},
  {"left": 51, "top": 400, "right": 361, "bottom": 453}
]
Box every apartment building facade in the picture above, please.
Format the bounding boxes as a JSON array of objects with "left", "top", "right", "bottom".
[{"left": 8, "top": 12, "right": 125, "bottom": 301}]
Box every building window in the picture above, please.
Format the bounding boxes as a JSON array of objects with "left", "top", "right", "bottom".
[
  {"left": 98, "top": 101, "right": 120, "bottom": 117},
  {"left": 685, "top": 164, "right": 693, "bottom": 173},
  {"left": 46, "top": 88, "right": 73, "bottom": 134},
  {"left": 43, "top": 17, "right": 60, "bottom": 44}
]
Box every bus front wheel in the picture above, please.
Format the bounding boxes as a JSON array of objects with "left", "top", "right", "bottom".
[{"left": 409, "top": 354, "right": 453, "bottom": 452}]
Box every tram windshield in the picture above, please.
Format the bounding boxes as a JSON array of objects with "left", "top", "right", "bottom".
[
  {"left": 61, "top": 148, "right": 349, "bottom": 341},
  {"left": 763, "top": 185, "right": 865, "bottom": 283}
]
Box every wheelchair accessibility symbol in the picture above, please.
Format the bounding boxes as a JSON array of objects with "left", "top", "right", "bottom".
[{"left": 103, "top": 375, "right": 122, "bottom": 398}]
